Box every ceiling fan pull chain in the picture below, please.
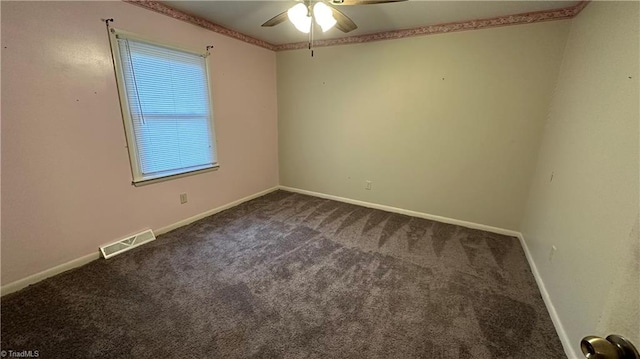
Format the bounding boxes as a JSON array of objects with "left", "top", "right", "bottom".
[
  {"left": 310, "top": 12, "right": 314, "bottom": 58},
  {"left": 308, "top": 15, "right": 312, "bottom": 57}
]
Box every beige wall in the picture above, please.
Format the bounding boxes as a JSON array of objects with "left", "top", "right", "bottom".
[
  {"left": 277, "top": 21, "right": 570, "bottom": 230},
  {"left": 1, "top": 1, "right": 279, "bottom": 285},
  {"left": 521, "top": 1, "right": 639, "bottom": 355}
]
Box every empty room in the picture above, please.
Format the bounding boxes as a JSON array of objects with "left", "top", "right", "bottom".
[{"left": 1, "top": 0, "right": 638, "bottom": 358}]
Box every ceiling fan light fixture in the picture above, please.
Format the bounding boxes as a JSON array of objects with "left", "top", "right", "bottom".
[
  {"left": 313, "top": 2, "right": 337, "bottom": 32},
  {"left": 287, "top": 3, "right": 312, "bottom": 33}
]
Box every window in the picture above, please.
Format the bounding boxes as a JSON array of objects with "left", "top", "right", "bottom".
[{"left": 110, "top": 30, "right": 218, "bottom": 186}]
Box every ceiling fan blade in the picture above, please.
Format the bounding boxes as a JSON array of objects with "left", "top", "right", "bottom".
[
  {"left": 261, "top": 10, "right": 289, "bottom": 27},
  {"left": 330, "top": 0, "right": 407, "bottom": 5},
  {"left": 331, "top": 8, "right": 358, "bottom": 33}
]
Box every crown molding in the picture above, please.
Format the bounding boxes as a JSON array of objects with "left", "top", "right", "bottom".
[
  {"left": 124, "top": 0, "right": 589, "bottom": 52},
  {"left": 123, "top": 0, "right": 277, "bottom": 51},
  {"left": 276, "top": 1, "right": 589, "bottom": 51}
]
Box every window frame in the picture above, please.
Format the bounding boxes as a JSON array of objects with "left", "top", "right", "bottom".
[{"left": 109, "top": 28, "right": 219, "bottom": 186}]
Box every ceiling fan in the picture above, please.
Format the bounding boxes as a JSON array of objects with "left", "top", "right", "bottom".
[{"left": 261, "top": 0, "right": 408, "bottom": 34}]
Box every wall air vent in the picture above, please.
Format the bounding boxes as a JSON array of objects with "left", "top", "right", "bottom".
[{"left": 99, "top": 229, "right": 156, "bottom": 259}]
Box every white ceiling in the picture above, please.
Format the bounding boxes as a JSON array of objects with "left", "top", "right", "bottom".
[{"left": 160, "top": 1, "right": 580, "bottom": 45}]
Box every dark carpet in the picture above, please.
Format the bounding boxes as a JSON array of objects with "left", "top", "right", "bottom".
[{"left": 1, "top": 190, "right": 565, "bottom": 358}]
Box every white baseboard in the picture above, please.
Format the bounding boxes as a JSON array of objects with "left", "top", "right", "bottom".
[
  {"left": 517, "top": 233, "right": 577, "bottom": 359},
  {"left": 0, "top": 252, "right": 101, "bottom": 297},
  {"left": 1, "top": 186, "right": 280, "bottom": 297},
  {"left": 155, "top": 186, "right": 279, "bottom": 235},
  {"left": 279, "top": 185, "right": 575, "bottom": 357},
  {"left": 278, "top": 185, "right": 520, "bottom": 237}
]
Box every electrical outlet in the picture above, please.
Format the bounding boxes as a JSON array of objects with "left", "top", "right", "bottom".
[
  {"left": 549, "top": 245, "right": 557, "bottom": 262},
  {"left": 365, "top": 180, "right": 372, "bottom": 190},
  {"left": 179, "top": 193, "right": 188, "bottom": 204}
]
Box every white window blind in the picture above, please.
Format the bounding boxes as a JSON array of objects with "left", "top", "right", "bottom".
[{"left": 114, "top": 34, "right": 217, "bottom": 185}]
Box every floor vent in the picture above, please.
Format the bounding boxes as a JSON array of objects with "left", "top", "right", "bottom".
[{"left": 100, "top": 229, "right": 156, "bottom": 259}]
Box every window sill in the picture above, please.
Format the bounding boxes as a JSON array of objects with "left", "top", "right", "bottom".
[{"left": 132, "top": 165, "right": 219, "bottom": 187}]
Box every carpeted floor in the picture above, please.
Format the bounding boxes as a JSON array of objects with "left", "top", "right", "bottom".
[{"left": 1, "top": 190, "right": 565, "bottom": 358}]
